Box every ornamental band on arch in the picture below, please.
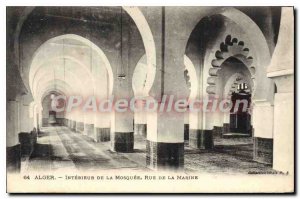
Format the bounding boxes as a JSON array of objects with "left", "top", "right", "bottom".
[{"left": 6, "top": 6, "right": 294, "bottom": 193}]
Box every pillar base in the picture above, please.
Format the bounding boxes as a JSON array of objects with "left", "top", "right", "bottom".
[
  {"left": 248, "top": 125, "right": 254, "bottom": 137},
  {"left": 253, "top": 137, "right": 273, "bottom": 165},
  {"left": 222, "top": 123, "right": 230, "bottom": 134},
  {"left": 67, "top": 119, "right": 71, "bottom": 128},
  {"left": 189, "top": 129, "right": 214, "bottom": 149},
  {"left": 184, "top": 124, "right": 189, "bottom": 141},
  {"left": 42, "top": 118, "right": 48, "bottom": 127},
  {"left": 111, "top": 132, "right": 134, "bottom": 152},
  {"left": 7, "top": 145, "right": 21, "bottom": 173},
  {"left": 75, "top": 121, "right": 84, "bottom": 133},
  {"left": 84, "top": 123, "right": 94, "bottom": 138},
  {"left": 55, "top": 118, "right": 64, "bottom": 126},
  {"left": 146, "top": 140, "right": 184, "bottom": 170},
  {"left": 64, "top": 118, "right": 69, "bottom": 126},
  {"left": 95, "top": 128, "right": 110, "bottom": 142},
  {"left": 213, "top": 126, "right": 223, "bottom": 138},
  {"left": 71, "top": 120, "right": 76, "bottom": 131},
  {"left": 134, "top": 124, "right": 147, "bottom": 137}
]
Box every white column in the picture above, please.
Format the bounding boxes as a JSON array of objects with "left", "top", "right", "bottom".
[
  {"left": 110, "top": 107, "right": 134, "bottom": 152},
  {"left": 134, "top": 99, "right": 147, "bottom": 136},
  {"left": 252, "top": 100, "right": 274, "bottom": 139},
  {"left": 267, "top": 7, "right": 294, "bottom": 173}
]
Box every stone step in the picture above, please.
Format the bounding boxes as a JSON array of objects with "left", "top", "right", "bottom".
[{"left": 222, "top": 133, "right": 251, "bottom": 139}]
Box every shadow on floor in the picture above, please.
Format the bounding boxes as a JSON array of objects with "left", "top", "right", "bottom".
[
  {"left": 133, "top": 149, "right": 146, "bottom": 153},
  {"left": 30, "top": 143, "right": 53, "bottom": 158},
  {"left": 30, "top": 143, "right": 68, "bottom": 161},
  {"left": 214, "top": 144, "right": 253, "bottom": 160},
  {"left": 184, "top": 144, "right": 253, "bottom": 160},
  {"left": 37, "top": 131, "right": 50, "bottom": 138},
  {"left": 7, "top": 145, "right": 21, "bottom": 172}
]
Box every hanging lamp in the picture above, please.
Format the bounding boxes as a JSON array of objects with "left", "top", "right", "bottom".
[{"left": 117, "top": 8, "right": 126, "bottom": 80}]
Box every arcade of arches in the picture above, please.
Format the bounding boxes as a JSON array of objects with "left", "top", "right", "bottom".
[{"left": 7, "top": 7, "right": 294, "bottom": 174}]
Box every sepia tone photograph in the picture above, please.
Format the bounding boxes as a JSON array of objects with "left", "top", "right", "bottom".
[{"left": 6, "top": 5, "right": 294, "bottom": 193}]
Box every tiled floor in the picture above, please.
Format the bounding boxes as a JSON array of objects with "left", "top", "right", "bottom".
[{"left": 26, "top": 126, "right": 273, "bottom": 174}]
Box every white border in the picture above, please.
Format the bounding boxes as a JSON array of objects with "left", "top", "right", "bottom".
[{"left": 1, "top": 1, "right": 298, "bottom": 198}]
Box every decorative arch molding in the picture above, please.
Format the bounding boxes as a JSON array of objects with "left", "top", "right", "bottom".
[
  {"left": 184, "top": 55, "right": 198, "bottom": 100},
  {"left": 206, "top": 35, "right": 255, "bottom": 95},
  {"left": 211, "top": 35, "right": 255, "bottom": 75},
  {"left": 184, "top": 7, "right": 271, "bottom": 64},
  {"left": 182, "top": 7, "right": 271, "bottom": 101},
  {"left": 131, "top": 54, "right": 199, "bottom": 100},
  {"left": 220, "top": 7, "right": 271, "bottom": 62}
]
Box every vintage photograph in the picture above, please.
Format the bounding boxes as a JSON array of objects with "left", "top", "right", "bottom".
[{"left": 6, "top": 6, "right": 294, "bottom": 193}]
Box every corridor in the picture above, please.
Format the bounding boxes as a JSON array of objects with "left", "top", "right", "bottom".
[
  {"left": 26, "top": 126, "right": 147, "bottom": 172},
  {"left": 24, "top": 126, "right": 273, "bottom": 174},
  {"left": 6, "top": 6, "right": 294, "bottom": 193}
]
